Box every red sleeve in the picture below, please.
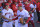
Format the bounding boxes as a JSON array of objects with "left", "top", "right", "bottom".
[
  {"left": 30, "top": 14, "right": 32, "bottom": 17},
  {"left": 12, "top": 17, "right": 18, "bottom": 20},
  {"left": 26, "top": 17, "right": 31, "bottom": 23}
]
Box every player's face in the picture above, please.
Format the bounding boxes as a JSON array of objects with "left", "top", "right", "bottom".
[
  {"left": 18, "top": 6, "right": 22, "bottom": 11},
  {"left": 25, "top": 1, "right": 28, "bottom": 4},
  {"left": 5, "top": 5, "right": 9, "bottom": 9}
]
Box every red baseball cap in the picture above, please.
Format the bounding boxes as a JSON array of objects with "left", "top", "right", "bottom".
[
  {"left": 12, "top": 6, "right": 18, "bottom": 12},
  {"left": 5, "top": 3, "right": 9, "bottom": 6},
  {"left": 18, "top": 3, "right": 22, "bottom": 7}
]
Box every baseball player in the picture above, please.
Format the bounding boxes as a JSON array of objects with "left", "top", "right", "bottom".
[
  {"left": 29, "top": 1, "right": 35, "bottom": 27},
  {"left": 12, "top": 5, "right": 18, "bottom": 27},
  {"left": 2, "top": 3, "right": 14, "bottom": 27},
  {"left": 17, "top": 3, "right": 31, "bottom": 27},
  {"left": 11, "top": 3, "right": 18, "bottom": 12},
  {"left": 14, "top": 11, "right": 18, "bottom": 27},
  {"left": 11, "top": 0, "right": 18, "bottom": 9},
  {"left": 24, "top": 1, "right": 35, "bottom": 27},
  {"left": 36, "top": 2, "right": 40, "bottom": 23},
  {"left": 12, "top": 12, "right": 18, "bottom": 27},
  {"left": 11, "top": 1, "right": 18, "bottom": 27}
]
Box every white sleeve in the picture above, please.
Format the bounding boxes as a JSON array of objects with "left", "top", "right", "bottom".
[
  {"left": 2, "top": 10, "right": 5, "bottom": 16},
  {"left": 30, "top": 4, "right": 34, "bottom": 8},
  {"left": 11, "top": 9, "right": 14, "bottom": 16},
  {"left": 24, "top": 10, "right": 30, "bottom": 17},
  {"left": 17, "top": 10, "right": 20, "bottom": 16}
]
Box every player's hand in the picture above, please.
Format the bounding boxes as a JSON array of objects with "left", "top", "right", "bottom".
[
  {"left": 33, "top": 7, "right": 35, "bottom": 11},
  {"left": 8, "top": 19, "right": 12, "bottom": 22},
  {"left": 7, "top": 18, "right": 12, "bottom": 22},
  {"left": 9, "top": 19, "right": 12, "bottom": 22}
]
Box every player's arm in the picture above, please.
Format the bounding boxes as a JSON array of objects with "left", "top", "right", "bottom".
[
  {"left": 11, "top": 9, "right": 18, "bottom": 20},
  {"left": 26, "top": 17, "right": 31, "bottom": 23},
  {"left": 12, "top": 16, "right": 18, "bottom": 20},
  {"left": 33, "top": 7, "right": 35, "bottom": 11},
  {"left": 31, "top": 7, "right": 35, "bottom": 12},
  {"left": 25, "top": 10, "right": 31, "bottom": 23},
  {"left": 1, "top": 10, "right": 8, "bottom": 19},
  {"left": 2, "top": 15, "right": 12, "bottom": 21},
  {"left": 11, "top": 9, "right": 14, "bottom": 18},
  {"left": 2, "top": 15, "right": 8, "bottom": 20},
  {"left": 2, "top": 11, "right": 12, "bottom": 21},
  {"left": 2, "top": 15, "right": 7, "bottom": 19},
  {"left": 32, "top": 4, "right": 37, "bottom": 12}
]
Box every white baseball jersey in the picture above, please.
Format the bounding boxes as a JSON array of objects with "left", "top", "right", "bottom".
[
  {"left": 17, "top": 9, "right": 30, "bottom": 27},
  {"left": 17, "top": 9, "right": 30, "bottom": 22},
  {"left": 30, "top": 4, "right": 34, "bottom": 8},
  {"left": 2, "top": 9, "right": 14, "bottom": 21}
]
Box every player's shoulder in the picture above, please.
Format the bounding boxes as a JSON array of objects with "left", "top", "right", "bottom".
[
  {"left": 30, "top": 4, "right": 34, "bottom": 8},
  {"left": 9, "top": 8, "right": 13, "bottom": 11},
  {"left": 23, "top": 9, "right": 28, "bottom": 12},
  {"left": 30, "top": 4, "right": 33, "bottom": 5},
  {"left": 2, "top": 9, "right": 6, "bottom": 12},
  {"left": 30, "top": 4, "right": 33, "bottom": 6},
  {"left": 23, "top": 9, "right": 29, "bottom": 13}
]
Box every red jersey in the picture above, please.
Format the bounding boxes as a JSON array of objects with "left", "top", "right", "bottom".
[
  {"left": 36, "top": 2, "right": 40, "bottom": 12},
  {"left": 11, "top": 4, "right": 18, "bottom": 12},
  {"left": 12, "top": 11, "right": 18, "bottom": 20},
  {"left": 25, "top": 3, "right": 31, "bottom": 12}
]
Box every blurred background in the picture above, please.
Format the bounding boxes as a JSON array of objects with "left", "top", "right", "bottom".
[{"left": 0, "top": 0, "right": 40, "bottom": 27}]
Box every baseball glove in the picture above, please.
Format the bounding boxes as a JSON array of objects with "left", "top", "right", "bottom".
[
  {"left": 20, "top": 18, "right": 24, "bottom": 24},
  {"left": 19, "top": 17, "right": 28, "bottom": 25}
]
